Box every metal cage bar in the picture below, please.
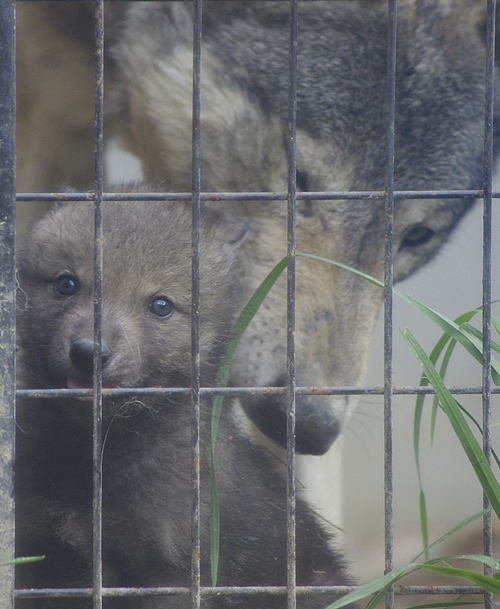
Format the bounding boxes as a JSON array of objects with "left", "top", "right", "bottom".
[
  {"left": 191, "top": 1, "right": 203, "bottom": 607},
  {"left": 286, "top": 1, "right": 299, "bottom": 607},
  {"left": 383, "top": 1, "right": 397, "bottom": 607},
  {"left": 0, "top": 0, "right": 16, "bottom": 607},
  {"left": 482, "top": 2, "right": 496, "bottom": 608},
  {"left": 92, "top": 2, "right": 105, "bottom": 607}
]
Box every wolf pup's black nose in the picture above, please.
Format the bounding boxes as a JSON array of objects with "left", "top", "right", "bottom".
[{"left": 70, "top": 338, "right": 111, "bottom": 376}]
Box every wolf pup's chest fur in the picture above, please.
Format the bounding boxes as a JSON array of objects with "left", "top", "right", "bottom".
[{"left": 15, "top": 187, "right": 355, "bottom": 609}]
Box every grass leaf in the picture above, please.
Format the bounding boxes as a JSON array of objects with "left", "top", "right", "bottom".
[
  {"left": 491, "top": 312, "right": 500, "bottom": 338},
  {"left": 1, "top": 556, "right": 44, "bottom": 567},
  {"left": 211, "top": 255, "right": 288, "bottom": 450},
  {"left": 411, "top": 510, "right": 489, "bottom": 563},
  {"left": 418, "top": 564, "right": 500, "bottom": 596},
  {"left": 323, "top": 564, "right": 418, "bottom": 609},
  {"left": 209, "top": 464, "right": 220, "bottom": 585},
  {"left": 210, "top": 256, "right": 288, "bottom": 585},
  {"left": 401, "top": 328, "right": 500, "bottom": 519}
]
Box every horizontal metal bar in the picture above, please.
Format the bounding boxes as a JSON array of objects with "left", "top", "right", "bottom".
[
  {"left": 16, "top": 189, "right": 500, "bottom": 203},
  {"left": 14, "top": 586, "right": 353, "bottom": 599},
  {"left": 15, "top": 385, "right": 500, "bottom": 400},
  {"left": 14, "top": 583, "right": 486, "bottom": 599},
  {"left": 394, "top": 585, "right": 485, "bottom": 595}
]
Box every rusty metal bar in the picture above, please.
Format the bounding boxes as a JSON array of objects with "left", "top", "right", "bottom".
[
  {"left": 15, "top": 188, "right": 496, "bottom": 204},
  {"left": 0, "top": 0, "right": 16, "bottom": 606},
  {"left": 286, "top": 1, "right": 299, "bottom": 607},
  {"left": 191, "top": 1, "right": 203, "bottom": 607},
  {"left": 383, "top": 0, "right": 397, "bottom": 607},
  {"left": 92, "top": 1, "right": 105, "bottom": 608},
  {"left": 481, "top": 2, "right": 496, "bottom": 608},
  {"left": 15, "top": 384, "right": 500, "bottom": 401},
  {"left": 14, "top": 582, "right": 491, "bottom": 600}
]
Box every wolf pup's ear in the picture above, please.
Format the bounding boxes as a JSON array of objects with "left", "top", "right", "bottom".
[
  {"left": 57, "top": 184, "right": 80, "bottom": 209},
  {"left": 58, "top": 183, "right": 78, "bottom": 193},
  {"left": 219, "top": 220, "right": 250, "bottom": 247}
]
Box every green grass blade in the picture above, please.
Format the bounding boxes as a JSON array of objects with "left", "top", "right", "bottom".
[
  {"left": 210, "top": 255, "right": 288, "bottom": 585},
  {"left": 323, "top": 564, "right": 418, "bottom": 609},
  {"left": 414, "top": 391, "right": 430, "bottom": 554},
  {"left": 0, "top": 556, "right": 44, "bottom": 567},
  {"left": 210, "top": 461, "right": 220, "bottom": 586},
  {"left": 411, "top": 307, "right": 493, "bottom": 554},
  {"left": 419, "top": 490, "right": 429, "bottom": 558},
  {"left": 460, "top": 323, "right": 500, "bottom": 356},
  {"left": 451, "top": 400, "right": 500, "bottom": 470},
  {"left": 418, "top": 565, "right": 500, "bottom": 596},
  {"left": 412, "top": 330, "right": 460, "bottom": 555},
  {"left": 425, "top": 554, "right": 500, "bottom": 570},
  {"left": 492, "top": 312, "right": 500, "bottom": 337},
  {"left": 427, "top": 308, "right": 483, "bottom": 441},
  {"left": 431, "top": 338, "right": 459, "bottom": 442},
  {"left": 395, "top": 298, "right": 500, "bottom": 385},
  {"left": 411, "top": 510, "right": 489, "bottom": 563},
  {"left": 211, "top": 255, "right": 288, "bottom": 449},
  {"left": 401, "top": 329, "right": 500, "bottom": 519}
]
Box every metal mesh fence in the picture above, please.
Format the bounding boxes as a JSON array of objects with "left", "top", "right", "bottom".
[{"left": 1, "top": 1, "right": 497, "bottom": 608}]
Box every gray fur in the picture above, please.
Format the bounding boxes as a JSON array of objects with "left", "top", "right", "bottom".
[
  {"left": 15, "top": 2, "right": 497, "bottom": 473},
  {"left": 15, "top": 189, "right": 355, "bottom": 608},
  {"left": 111, "top": 1, "right": 498, "bottom": 455}
]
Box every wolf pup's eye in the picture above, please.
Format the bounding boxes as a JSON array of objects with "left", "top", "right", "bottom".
[
  {"left": 54, "top": 274, "right": 78, "bottom": 296},
  {"left": 149, "top": 296, "right": 174, "bottom": 318}
]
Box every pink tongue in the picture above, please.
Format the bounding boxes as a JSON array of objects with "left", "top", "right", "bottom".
[
  {"left": 66, "top": 377, "right": 95, "bottom": 402},
  {"left": 67, "top": 377, "right": 93, "bottom": 390}
]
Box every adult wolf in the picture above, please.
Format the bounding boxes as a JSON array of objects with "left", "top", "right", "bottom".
[{"left": 16, "top": 1, "right": 499, "bottom": 523}]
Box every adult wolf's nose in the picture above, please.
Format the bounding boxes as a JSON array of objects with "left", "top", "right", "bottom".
[{"left": 70, "top": 338, "right": 111, "bottom": 376}]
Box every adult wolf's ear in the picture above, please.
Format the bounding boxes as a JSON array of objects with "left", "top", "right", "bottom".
[
  {"left": 440, "top": 0, "right": 498, "bottom": 47},
  {"left": 454, "top": 0, "right": 500, "bottom": 66},
  {"left": 398, "top": 0, "right": 497, "bottom": 43}
]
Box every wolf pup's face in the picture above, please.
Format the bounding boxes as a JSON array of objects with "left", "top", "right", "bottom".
[{"left": 17, "top": 195, "right": 246, "bottom": 415}]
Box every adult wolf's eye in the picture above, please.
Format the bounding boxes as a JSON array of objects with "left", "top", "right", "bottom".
[
  {"left": 54, "top": 274, "right": 78, "bottom": 296},
  {"left": 149, "top": 296, "right": 174, "bottom": 318},
  {"left": 400, "top": 225, "right": 435, "bottom": 249}
]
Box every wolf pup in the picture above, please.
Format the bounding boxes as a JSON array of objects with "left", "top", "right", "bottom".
[
  {"left": 15, "top": 186, "right": 355, "bottom": 608},
  {"left": 16, "top": 1, "right": 498, "bottom": 522}
]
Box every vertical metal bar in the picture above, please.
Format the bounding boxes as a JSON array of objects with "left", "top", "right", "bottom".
[
  {"left": 93, "top": 2, "right": 105, "bottom": 608},
  {"left": 191, "top": 2, "right": 203, "bottom": 608},
  {"left": 286, "top": 1, "right": 298, "bottom": 608},
  {"left": 0, "top": 0, "right": 16, "bottom": 607},
  {"left": 384, "top": 1, "right": 397, "bottom": 608},
  {"left": 481, "top": 2, "right": 495, "bottom": 607}
]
